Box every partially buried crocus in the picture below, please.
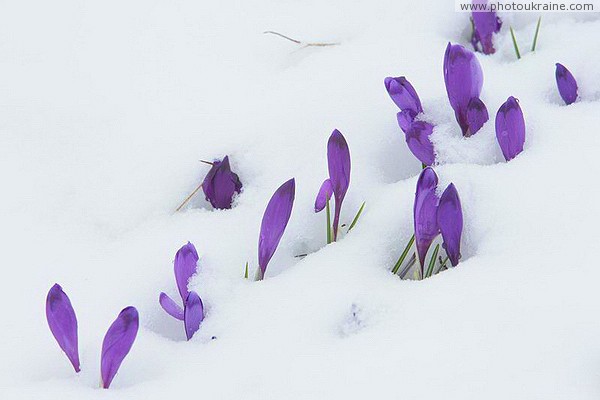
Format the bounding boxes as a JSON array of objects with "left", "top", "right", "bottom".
[
  {"left": 495, "top": 96, "right": 526, "bottom": 161},
  {"left": 327, "top": 130, "right": 351, "bottom": 241},
  {"left": 471, "top": 1, "right": 502, "bottom": 55},
  {"left": 101, "top": 306, "right": 139, "bottom": 389},
  {"left": 437, "top": 183, "right": 463, "bottom": 267},
  {"left": 314, "top": 178, "right": 333, "bottom": 212},
  {"left": 413, "top": 167, "right": 440, "bottom": 273},
  {"left": 202, "top": 156, "right": 242, "bottom": 209},
  {"left": 174, "top": 242, "right": 199, "bottom": 302},
  {"left": 258, "top": 178, "right": 295, "bottom": 279},
  {"left": 398, "top": 115, "right": 435, "bottom": 167},
  {"left": 384, "top": 76, "right": 423, "bottom": 117},
  {"left": 444, "top": 43, "right": 487, "bottom": 136},
  {"left": 184, "top": 291, "right": 204, "bottom": 340},
  {"left": 46, "top": 284, "right": 80, "bottom": 372},
  {"left": 555, "top": 63, "right": 578, "bottom": 105}
]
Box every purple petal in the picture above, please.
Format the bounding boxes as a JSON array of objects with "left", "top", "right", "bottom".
[
  {"left": 396, "top": 110, "right": 414, "bottom": 133},
  {"left": 101, "top": 306, "right": 139, "bottom": 389},
  {"left": 555, "top": 63, "right": 578, "bottom": 105},
  {"left": 465, "top": 97, "right": 489, "bottom": 136},
  {"left": 258, "top": 178, "right": 295, "bottom": 278},
  {"left": 202, "top": 156, "right": 243, "bottom": 209},
  {"left": 384, "top": 76, "right": 423, "bottom": 116},
  {"left": 159, "top": 292, "right": 184, "bottom": 321},
  {"left": 184, "top": 291, "right": 205, "bottom": 340},
  {"left": 314, "top": 179, "right": 333, "bottom": 212},
  {"left": 403, "top": 119, "right": 436, "bottom": 166},
  {"left": 495, "top": 96, "right": 526, "bottom": 161},
  {"left": 437, "top": 183, "right": 463, "bottom": 267},
  {"left": 413, "top": 167, "right": 440, "bottom": 269},
  {"left": 174, "top": 242, "right": 199, "bottom": 302},
  {"left": 471, "top": 1, "right": 502, "bottom": 55},
  {"left": 46, "top": 284, "right": 80, "bottom": 372},
  {"left": 327, "top": 129, "right": 351, "bottom": 241},
  {"left": 444, "top": 43, "right": 484, "bottom": 136}
]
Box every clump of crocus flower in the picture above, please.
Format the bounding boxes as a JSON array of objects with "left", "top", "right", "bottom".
[
  {"left": 159, "top": 242, "right": 205, "bottom": 340},
  {"left": 257, "top": 178, "right": 295, "bottom": 279},
  {"left": 555, "top": 63, "right": 578, "bottom": 105},
  {"left": 176, "top": 155, "right": 242, "bottom": 211},
  {"left": 470, "top": 1, "right": 502, "bottom": 55},
  {"left": 391, "top": 167, "right": 463, "bottom": 279},
  {"left": 384, "top": 77, "right": 436, "bottom": 166},
  {"left": 46, "top": 284, "right": 138, "bottom": 388},
  {"left": 495, "top": 96, "right": 526, "bottom": 161},
  {"left": 444, "top": 43, "right": 488, "bottom": 137}
]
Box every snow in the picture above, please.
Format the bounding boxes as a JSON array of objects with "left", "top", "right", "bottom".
[{"left": 1, "top": 1, "right": 600, "bottom": 398}]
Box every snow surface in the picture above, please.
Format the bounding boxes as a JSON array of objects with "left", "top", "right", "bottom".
[{"left": 2, "top": 1, "right": 600, "bottom": 398}]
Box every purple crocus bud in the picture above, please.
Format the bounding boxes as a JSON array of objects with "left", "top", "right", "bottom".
[
  {"left": 555, "top": 63, "right": 578, "bottom": 105},
  {"left": 443, "top": 43, "right": 484, "bottom": 136},
  {"left": 396, "top": 110, "right": 414, "bottom": 133},
  {"left": 46, "top": 284, "right": 80, "bottom": 372},
  {"left": 174, "top": 242, "right": 199, "bottom": 302},
  {"left": 184, "top": 291, "right": 204, "bottom": 340},
  {"left": 413, "top": 167, "right": 440, "bottom": 270},
  {"left": 101, "top": 306, "right": 139, "bottom": 389},
  {"left": 384, "top": 77, "right": 423, "bottom": 117},
  {"left": 471, "top": 1, "right": 502, "bottom": 55},
  {"left": 314, "top": 179, "right": 333, "bottom": 212},
  {"left": 258, "top": 178, "right": 295, "bottom": 279},
  {"left": 159, "top": 292, "right": 184, "bottom": 321},
  {"left": 397, "top": 115, "right": 436, "bottom": 166},
  {"left": 202, "top": 156, "right": 243, "bottom": 209},
  {"left": 327, "top": 129, "right": 351, "bottom": 241},
  {"left": 437, "top": 183, "right": 463, "bottom": 267},
  {"left": 495, "top": 96, "right": 526, "bottom": 161},
  {"left": 466, "top": 97, "right": 489, "bottom": 134}
]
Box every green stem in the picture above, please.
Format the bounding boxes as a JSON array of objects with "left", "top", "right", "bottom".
[
  {"left": 244, "top": 262, "right": 249, "bottom": 279},
  {"left": 531, "top": 16, "right": 541, "bottom": 51},
  {"left": 347, "top": 202, "right": 366, "bottom": 233},
  {"left": 425, "top": 244, "right": 440, "bottom": 279},
  {"left": 510, "top": 27, "right": 521, "bottom": 60},
  {"left": 391, "top": 234, "right": 415, "bottom": 274},
  {"left": 437, "top": 256, "right": 449, "bottom": 274},
  {"left": 326, "top": 199, "right": 332, "bottom": 244},
  {"left": 399, "top": 253, "right": 417, "bottom": 279},
  {"left": 422, "top": 163, "right": 427, "bottom": 170}
]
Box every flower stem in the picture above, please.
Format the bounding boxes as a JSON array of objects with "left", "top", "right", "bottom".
[
  {"left": 244, "top": 262, "right": 249, "bottom": 279},
  {"left": 531, "top": 16, "right": 542, "bottom": 51},
  {"left": 326, "top": 199, "right": 333, "bottom": 244},
  {"left": 347, "top": 202, "right": 366, "bottom": 233},
  {"left": 424, "top": 244, "right": 440, "bottom": 279},
  {"left": 510, "top": 27, "right": 521, "bottom": 59},
  {"left": 391, "top": 234, "right": 415, "bottom": 275},
  {"left": 399, "top": 253, "right": 417, "bottom": 279},
  {"left": 175, "top": 183, "right": 203, "bottom": 212}
]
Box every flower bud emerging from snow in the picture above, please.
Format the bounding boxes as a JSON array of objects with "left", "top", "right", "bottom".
[
  {"left": 258, "top": 178, "right": 295, "bottom": 279},
  {"left": 314, "top": 179, "right": 333, "bottom": 212},
  {"left": 471, "top": 1, "right": 502, "bottom": 55},
  {"left": 184, "top": 291, "right": 204, "bottom": 340},
  {"left": 397, "top": 114, "right": 435, "bottom": 166},
  {"left": 46, "top": 284, "right": 80, "bottom": 373},
  {"left": 202, "top": 156, "right": 242, "bottom": 209},
  {"left": 101, "top": 306, "right": 139, "bottom": 389},
  {"left": 384, "top": 76, "right": 423, "bottom": 117},
  {"left": 437, "top": 183, "right": 463, "bottom": 267},
  {"left": 555, "top": 63, "right": 578, "bottom": 105},
  {"left": 174, "top": 242, "right": 199, "bottom": 302},
  {"left": 327, "top": 129, "right": 351, "bottom": 241},
  {"left": 495, "top": 96, "right": 525, "bottom": 161},
  {"left": 159, "top": 292, "right": 184, "bottom": 320},
  {"left": 413, "top": 167, "right": 440, "bottom": 270},
  {"left": 443, "top": 43, "right": 486, "bottom": 136}
]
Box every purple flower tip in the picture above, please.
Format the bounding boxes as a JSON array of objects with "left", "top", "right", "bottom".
[
  {"left": 184, "top": 291, "right": 205, "bottom": 340},
  {"left": 555, "top": 63, "right": 578, "bottom": 105},
  {"left": 397, "top": 114, "right": 436, "bottom": 166},
  {"left": 327, "top": 129, "right": 351, "bottom": 241},
  {"left": 258, "top": 178, "right": 295, "bottom": 278},
  {"left": 202, "top": 155, "right": 243, "bottom": 209},
  {"left": 471, "top": 1, "right": 502, "bottom": 55},
  {"left": 444, "top": 42, "right": 484, "bottom": 136},
  {"left": 437, "top": 183, "right": 463, "bottom": 267},
  {"left": 101, "top": 306, "right": 139, "bottom": 389},
  {"left": 466, "top": 97, "right": 489, "bottom": 136},
  {"left": 384, "top": 76, "right": 423, "bottom": 116},
  {"left": 314, "top": 178, "right": 333, "bottom": 212},
  {"left": 159, "top": 292, "right": 184, "bottom": 321},
  {"left": 46, "top": 284, "right": 80, "bottom": 373},
  {"left": 495, "top": 96, "right": 526, "bottom": 161},
  {"left": 174, "top": 242, "right": 199, "bottom": 302},
  {"left": 414, "top": 167, "right": 440, "bottom": 269}
]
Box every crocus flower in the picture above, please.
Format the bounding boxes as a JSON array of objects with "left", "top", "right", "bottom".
[
  {"left": 398, "top": 115, "right": 436, "bottom": 166},
  {"left": 413, "top": 167, "right": 440, "bottom": 271},
  {"left": 437, "top": 183, "right": 463, "bottom": 267},
  {"left": 258, "top": 178, "right": 295, "bottom": 279},
  {"left": 466, "top": 97, "right": 489, "bottom": 135},
  {"left": 159, "top": 292, "right": 184, "bottom": 320},
  {"left": 314, "top": 179, "right": 333, "bottom": 212},
  {"left": 202, "top": 156, "right": 242, "bottom": 209},
  {"left": 555, "top": 63, "right": 578, "bottom": 105},
  {"left": 384, "top": 76, "right": 423, "bottom": 117},
  {"left": 471, "top": 1, "right": 502, "bottom": 55},
  {"left": 46, "top": 284, "right": 80, "bottom": 372},
  {"left": 327, "top": 130, "right": 351, "bottom": 241},
  {"left": 495, "top": 96, "right": 525, "bottom": 161},
  {"left": 444, "top": 43, "right": 487, "bottom": 136},
  {"left": 174, "top": 242, "right": 199, "bottom": 302},
  {"left": 184, "top": 291, "right": 204, "bottom": 340},
  {"left": 101, "top": 306, "right": 139, "bottom": 389}
]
